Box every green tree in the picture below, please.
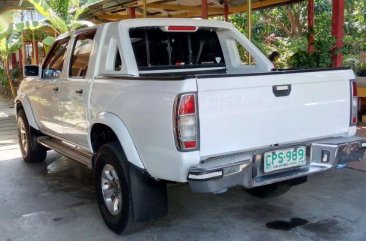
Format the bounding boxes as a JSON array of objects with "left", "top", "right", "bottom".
[
  {"left": 28, "top": 0, "right": 99, "bottom": 35},
  {"left": 0, "top": 32, "right": 21, "bottom": 97},
  {"left": 0, "top": 12, "right": 45, "bottom": 97},
  {"left": 229, "top": 0, "right": 365, "bottom": 69}
]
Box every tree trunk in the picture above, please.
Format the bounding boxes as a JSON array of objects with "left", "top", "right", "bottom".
[
  {"left": 263, "top": 12, "right": 292, "bottom": 37},
  {"left": 4, "top": 59, "right": 17, "bottom": 98},
  {"left": 21, "top": 32, "right": 26, "bottom": 71},
  {"left": 263, "top": 5, "right": 305, "bottom": 39}
]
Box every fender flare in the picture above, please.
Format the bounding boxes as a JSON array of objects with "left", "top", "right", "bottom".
[
  {"left": 14, "top": 94, "right": 39, "bottom": 130},
  {"left": 89, "top": 112, "right": 145, "bottom": 169}
]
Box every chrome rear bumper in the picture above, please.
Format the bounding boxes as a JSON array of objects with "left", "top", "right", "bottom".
[{"left": 188, "top": 136, "right": 366, "bottom": 193}]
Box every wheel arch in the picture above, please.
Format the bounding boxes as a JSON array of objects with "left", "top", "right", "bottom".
[
  {"left": 15, "top": 94, "right": 39, "bottom": 130},
  {"left": 89, "top": 112, "right": 145, "bottom": 169}
]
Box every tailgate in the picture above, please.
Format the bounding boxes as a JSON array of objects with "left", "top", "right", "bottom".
[{"left": 197, "top": 69, "right": 354, "bottom": 157}]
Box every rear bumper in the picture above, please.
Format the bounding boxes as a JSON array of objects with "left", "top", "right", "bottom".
[{"left": 188, "top": 136, "right": 366, "bottom": 193}]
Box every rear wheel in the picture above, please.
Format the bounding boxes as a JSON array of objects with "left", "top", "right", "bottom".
[
  {"left": 94, "top": 142, "right": 145, "bottom": 234},
  {"left": 17, "top": 109, "right": 47, "bottom": 163}
]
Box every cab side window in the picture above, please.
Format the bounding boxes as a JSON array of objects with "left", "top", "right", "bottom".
[
  {"left": 42, "top": 37, "right": 69, "bottom": 79},
  {"left": 69, "top": 30, "right": 96, "bottom": 78},
  {"left": 235, "top": 41, "right": 256, "bottom": 65},
  {"left": 115, "top": 48, "right": 122, "bottom": 71}
]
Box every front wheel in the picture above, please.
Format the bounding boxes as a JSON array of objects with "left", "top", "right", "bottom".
[
  {"left": 94, "top": 142, "right": 145, "bottom": 234},
  {"left": 17, "top": 109, "right": 47, "bottom": 163}
]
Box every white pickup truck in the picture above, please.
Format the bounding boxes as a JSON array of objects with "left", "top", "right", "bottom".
[{"left": 16, "top": 18, "right": 366, "bottom": 234}]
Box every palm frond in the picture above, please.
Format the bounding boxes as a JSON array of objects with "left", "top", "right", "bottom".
[
  {"left": 0, "top": 20, "right": 47, "bottom": 39},
  {"left": 27, "top": 0, "right": 68, "bottom": 33},
  {"left": 74, "top": 0, "right": 101, "bottom": 20},
  {"left": 69, "top": 20, "right": 95, "bottom": 31}
]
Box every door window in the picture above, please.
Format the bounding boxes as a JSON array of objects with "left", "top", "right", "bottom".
[
  {"left": 69, "top": 30, "right": 96, "bottom": 78},
  {"left": 42, "top": 37, "right": 70, "bottom": 79}
]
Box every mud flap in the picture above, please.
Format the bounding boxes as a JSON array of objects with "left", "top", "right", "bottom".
[{"left": 128, "top": 164, "right": 168, "bottom": 221}]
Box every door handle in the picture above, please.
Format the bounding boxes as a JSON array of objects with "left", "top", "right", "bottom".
[
  {"left": 53, "top": 86, "right": 59, "bottom": 92},
  {"left": 272, "top": 85, "right": 291, "bottom": 97},
  {"left": 75, "top": 89, "right": 83, "bottom": 94}
]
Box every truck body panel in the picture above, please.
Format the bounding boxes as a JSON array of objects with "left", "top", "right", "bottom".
[{"left": 17, "top": 18, "right": 361, "bottom": 184}]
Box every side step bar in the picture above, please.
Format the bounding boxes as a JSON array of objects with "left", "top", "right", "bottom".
[{"left": 37, "top": 136, "right": 93, "bottom": 169}]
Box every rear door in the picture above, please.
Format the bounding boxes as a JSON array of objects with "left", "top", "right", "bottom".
[
  {"left": 197, "top": 69, "right": 353, "bottom": 157},
  {"left": 59, "top": 29, "right": 96, "bottom": 148}
]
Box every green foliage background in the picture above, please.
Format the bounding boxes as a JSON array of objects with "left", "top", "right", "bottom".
[{"left": 228, "top": 0, "right": 366, "bottom": 72}]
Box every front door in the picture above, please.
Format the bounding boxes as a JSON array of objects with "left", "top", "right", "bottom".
[
  {"left": 29, "top": 37, "right": 70, "bottom": 138},
  {"left": 59, "top": 30, "right": 96, "bottom": 149}
]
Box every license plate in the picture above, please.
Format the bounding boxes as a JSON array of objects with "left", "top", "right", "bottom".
[{"left": 263, "top": 146, "right": 306, "bottom": 173}]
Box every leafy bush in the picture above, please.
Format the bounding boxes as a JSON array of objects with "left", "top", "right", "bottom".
[
  {"left": 344, "top": 55, "right": 366, "bottom": 77},
  {"left": 343, "top": 36, "right": 366, "bottom": 76},
  {"left": 11, "top": 67, "right": 21, "bottom": 80},
  {"left": 359, "top": 62, "right": 366, "bottom": 77},
  {"left": 289, "top": 37, "right": 335, "bottom": 68}
]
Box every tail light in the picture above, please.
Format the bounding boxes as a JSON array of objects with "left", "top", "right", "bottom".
[
  {"left": 350, "top": 80, "right": 358, "bottom": 126},
  {"left": 165, "top": 26, "right": 198, "bottom": 32},
  {"left": 174, "top": 93, "right": 199, "bottom": 151}
]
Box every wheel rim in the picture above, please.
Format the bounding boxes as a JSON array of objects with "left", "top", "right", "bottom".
[
  {"left": 101, "top": 164, "right": 122, "bottom": 216},
  {"left": 18, "top": 119, "right": 28, "bottom": 155}
]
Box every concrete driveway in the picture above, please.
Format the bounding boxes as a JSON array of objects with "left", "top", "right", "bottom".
[
  {"left": 1, "top": 103, "right": 366, "bottom": 240},
  {"left": 1, "top": 152, "right": 366, "bottom": 241}
]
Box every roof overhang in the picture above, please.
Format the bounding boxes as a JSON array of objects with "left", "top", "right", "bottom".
[
  {"left": 87, "top": 0, "right": 304, "bottom": 22},
  {"left": 0, "top": 0, "right": 33, "bottom": 14}
]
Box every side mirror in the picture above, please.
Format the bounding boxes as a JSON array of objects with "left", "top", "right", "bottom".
[{"left": 24, "top": 65, "right": 39, "bottom": 77}]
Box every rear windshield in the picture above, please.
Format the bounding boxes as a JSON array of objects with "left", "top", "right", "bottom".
[{"left": 129, "top": 27, "right": 225, "bottom": 70}]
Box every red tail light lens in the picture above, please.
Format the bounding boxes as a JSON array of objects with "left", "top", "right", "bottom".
[
  {"left": 178, "top": 95, "right": 196, "bottom": 115},
  {"left": 183, "top": 140, "right": 197, "bottom": 149},
  {"left": 167, "top": 26, "right": 198, "bottom": 32},
  {"left": 350, "top": 80, "right": 358, "bottom": 126},
  {"left": 174, "top": 93, "right": 199, "bottom": 151},
  {"left": 352, "top": 80, "right": 358, "bottom": 97}
]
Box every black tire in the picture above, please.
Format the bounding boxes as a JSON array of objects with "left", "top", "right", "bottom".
[
  {"left": 245, "top": 181, "right": 291, "bottom": 199},
  {"left": 17, "top": 109, "right": 47, "bottom": 163},
  {"left": 94, "top": 142, "right": 145, "bottom": 234}
]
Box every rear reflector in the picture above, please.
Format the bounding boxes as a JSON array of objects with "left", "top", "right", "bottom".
[
  {"left": 166, "top": 26, "right": 198, "bottom": 32},
  {"left": 183, "top": 140, "right": 197, "bottom": 149},
  {"left": 352, "top": 117, "right": 357, "bottom": 124}
]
